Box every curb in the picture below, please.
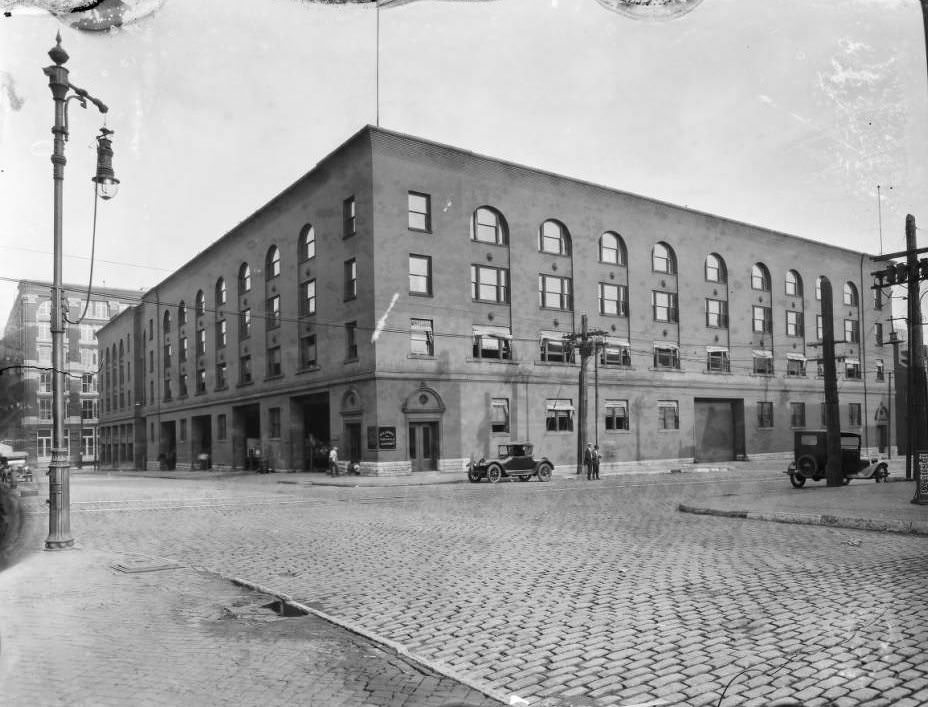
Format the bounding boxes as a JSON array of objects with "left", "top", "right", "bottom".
[
  {"left": 227, "top": 576, "right": 510, "bottom": 705},
  {"left": 677, "top": 503, "right": 928, "bottom": 536}
]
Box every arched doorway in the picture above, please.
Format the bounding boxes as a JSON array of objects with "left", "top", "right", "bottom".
[{"left": 402, "top": 385, "right": 444, "bottom": 472}]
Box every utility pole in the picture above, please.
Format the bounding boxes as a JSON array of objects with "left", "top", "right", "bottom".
[
  {"left": 820, "top": 278, "right": 843, "bottom": 486},
  {"left": 905, "top": 215, "right": 928, "bottom": 504},
  {"left": 564, "top": 315, "right": 607, "bottom": 475}
]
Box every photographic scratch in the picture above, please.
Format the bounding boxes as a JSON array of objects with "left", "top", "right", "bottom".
[
  {"left": 0, "top": 72, "right": 25, "bottom": 111},
  {"left": 370, "top": 292, "right": 399, "bottom": 343}
]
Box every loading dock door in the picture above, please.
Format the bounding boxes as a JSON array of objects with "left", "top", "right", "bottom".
[{"left": 694, "top": 399, "right": 735, "bottom": 462}]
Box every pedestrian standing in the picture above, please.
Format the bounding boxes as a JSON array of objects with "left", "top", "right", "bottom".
[
  {"left": 328, "top": 445, "right": 339, "bottom": 476},
  {"left": 592, "top": 444, "right": 601, "bottom": 480},
  {"left": 584, "top": 443, "right": 593, "bottom": 480}
]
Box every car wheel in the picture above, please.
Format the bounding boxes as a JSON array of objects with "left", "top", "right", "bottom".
[
  {"left": 467, "top": 466, "right": 481, "bottom": 483},
  {"left": 789, "top": 473, "right": 806, "bottom": 488},
  {"left": 796, "top": 455, "right": 817, "bottom": 477},
  {"left": 877, "top": 464, "right": 888, "bottom": 483},
  {"left": 536, "top": 464, "right": 552, "bottom": 482},
  {"left": 487, "top": 465, "right": 502, "bottom": 484}
]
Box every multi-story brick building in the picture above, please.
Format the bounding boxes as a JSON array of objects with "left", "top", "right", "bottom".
[
  {"left": 96, "top": 126, "right": 891, "bottom": 474},
  {"left": 0, "top": 280, "right": 138, "bottom": 467}
]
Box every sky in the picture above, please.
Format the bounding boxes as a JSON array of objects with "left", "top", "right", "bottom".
[{"left": 1, "top": 0, "right": 928, "bottom": 323}]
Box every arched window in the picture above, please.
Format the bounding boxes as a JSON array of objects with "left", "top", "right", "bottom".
[
  {"left": 705, "top": 253, "right": 727, "bottom": 283},
  {"left": 599, "top": 232, "right": 626, "bottom": 265},
  {"left": 266, "top": 245, "right": 281, "bottom": 279},
  {"left": 843, "top": 282, "right": 859, "bottom": 306},
  {"left": 299, "top": 225, "right": 315, "bottom": 261},
  {"left": 162, "top": 310, "right": 171, "bottom": 333},
  {"left": 473, "top": 207, "right": 507, "bottom": 245},
  {"left": 539, "top": 220, "right": 570, "bottom": 255},
  {"left": 785, "top": 270, "right": 803, "bottom": 297},
  {"left": 751, "top": 263, "right": 771, "bottom": 291},
  {"left": 178, "top": 300, "right": 187, "bottom": 326},
  {"left": 195, "top": 290, "right": 205, "bottom": 316},
  {"left": 816, "top": 276, "right": 823, "bottom": 301},
  {"left": 215, "top": 277, "right": 226, "bottom": 306},
  {"left": 652, "top": 242, "right": 676, "bottom": 274},
  {"left": 238, "top": 263, "right": 251, "bottom": 294}
]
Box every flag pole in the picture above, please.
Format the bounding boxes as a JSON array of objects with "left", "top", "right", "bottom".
[{"left": 376, "top": 0, "right": 381, "bottom": 127}]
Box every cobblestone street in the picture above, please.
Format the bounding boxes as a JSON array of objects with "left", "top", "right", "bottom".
[{"left": 4, "top": 470, "right": 928, "bottom": 706}]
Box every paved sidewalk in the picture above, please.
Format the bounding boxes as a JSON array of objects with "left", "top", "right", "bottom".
[{"left": 679, "top": 458, "right": 928, "bottom": 536}]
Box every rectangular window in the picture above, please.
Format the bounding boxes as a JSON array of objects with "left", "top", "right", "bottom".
[
  {"left": 491, "top": 398, "right": 509, "bottom": 434},
  {"left": 753, "top": 305, "right": 772, "bottom": 334},
  {"left": 874, "top": 286, "right": 883, "bottom": 310},
  {"left": 266, "top": 296, "right": 280, "bottom": 330},
  {"left": 844, "top": 319, "right": 859, "bottom": 344},
  {"left": 217, "top": 414, "right": 227, "bottom": 441},
  {"left": 410, "top": 318, "right": 434, "bottom": 356},
  {"left": 790, "top": 402, "right": 806, "bottom": 428},
  {"left": 545, "top": 399, "right": 574, "bottom": 432},
  {"left": 706, "top": 349, "right": 730, "bottom": 372},
  {"left": 37, "top": 429, "right": 52, "bottom": 457},
  {"left": 267, "top": 346, "right": 282, "bottom": 377},
  {"left": 344, "top": 259, "right": 358, "bottom": 300},
  {"left": 876, "top": 359, "right": 885, "bottom": 381},
  {"left": 705, "top": 299, "right": 728, "bottom": 328},
  {"left": 197, "top": 329, "right": 206, "bottom": 356},
  {"left": 600, "top": 342, "right": 631, "bottom": 367},
  {"left": 300, "top": 334, "right": 317, "bottom": 368},
  {"left": 180, "top": 419, "right": 187, "bottom": 443},
  {"left": 345, "top": 322, "right": 358, "bottom": 360},
  {"left": 216, "top": 320, "right": 227, "bottom": 348},
  {"left": 849, "top": 402, "right": 862, "bottom": 426},
  {"left": 163, "top": 378, "right": 173, "bottom": 402},
  {"left": 875, "top": 322, "right": 883, "bottom": 346},
  {"left": 179, "top": 373, "right": 188, "bottom": 397},
  {"left": 196, "top": 368, "right": 206, "bottom": 393},
  {"left": 845, "top": 360, "right": 862, "bottom": 380},
  {"left": 652, "top": 291, "right": 678, "bottom": 323},
  {"left": 269, "top": 407, "right": 281, "bottom": 439},
  {"left": 300, "top": 280, "right": 316, "bottom": 316},
  {"left": 215, "top": 362, "right": 227, "bottom": 389},
  {"left": 539, "top": 275, "right": 573, "bottom": 311},
  {"left": 39, "top": 398, "right": 52, "bottom": 420},
  {"left": 239, "top": 309, "right": 251, "bottom": 339},
  {"left": 540, "top": 334, "right": 574, "bottom": 363},
  {"left": 658, "top": 400, "right": 679, "bottom": 430},
  {"left": 81, "top": 373, "right": 96, "bottom": 393},
  {"left": 785, "top": 311, "right": 804, "bottom": 337},
  {"left": 343, "top": 195, "right": 356, "bottom": 237},
  {"left": 472, "top": 327, "right": 512, "bottom": 360},
  {"left": 653, "top": 344, "right": 680, "bottom": 369},
  {"left": 821, "top": 402, "right": 827, "bottom": 426},
  {"left": 179, "top": 337, "right": 188, "bottom": 362},
  {"left": 753, "top": 352, "right": 774, "bottom": 375},
  {"left": 816, "top": 315, "right": 824, "bottom": 341},
  {"left": 81, "top": 348, "right": 97, "bottom": 368},
  {"left": 81, "top": 428, "right": 95, "bottom": 459},
  {"left": 757, "top": 401, "right": 774, "bottom": 428},
  {"left": 39, "top": 372, "right": 51, "bottom": 393},
  {"left": 787, "top": 357, "right": 807, "bottom": 377},
  {"left": 409, "top": 255, "right": 432, "bottom": 295},
  {"left": 37, "top": 345, "right": 51, "bottom": 364},
  {"left": 81, "top": 399, "right": 98, "bottom": 420},
  {"left": 239, "top": 355, "right": 252, "bottom": 384},
  {"left": 599, "top": 283, "right": 628, "bottom": 316},
  {"left": 408, "top": 191, "right": 431, "bottom": 231},
  {"left": 604, "top": 399, "right": 629, "bottom": 431},
  {"left": 471, "top": 265, "right": 509, "bottom": 303}
]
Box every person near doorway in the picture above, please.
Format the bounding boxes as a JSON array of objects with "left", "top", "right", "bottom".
[
  {"left": 327, "top": 446, "right": 339, "bottom": 476},
  {"left": 592, "top": 445, "right": 601, "bottom": 480},
  {"left": 584, "top": 443, "right": 594, "bottom": 480}
]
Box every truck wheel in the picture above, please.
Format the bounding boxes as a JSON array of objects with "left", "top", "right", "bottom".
[
  {"left": 789, "top": 473, "right": 806, "bottom": 488},
  {"left": 487, "top": 465, "right": 503, "bottom": 484},
  {"left": 536, "top": 464, "right": 552, "bottom": 482},
  {"left": 796, "top": 455, "right": 817, "bottom": 477}
]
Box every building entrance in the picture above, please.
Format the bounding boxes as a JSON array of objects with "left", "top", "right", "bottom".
[
  {"left": 694, "top": 398, "right": 746, "bottom": 462},
  {"left": 232, "top": 404, "right": 260, "bottom": 470},
  {"left": 295, "top": 393, "right": 330, "bottom": 471},
  {"left": 159, "top": 420, "right": 177, "bottom": 470},
  {"left": 191, "top": 415, "right": 212, "bottom": 469},
  {"left": 408, "top": 422, "right": 438, "bottom": 471}
]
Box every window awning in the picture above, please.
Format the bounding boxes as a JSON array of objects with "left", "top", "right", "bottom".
[
  {"left": 752, "top": 349, "right": 773, "bottom": 359},
  {"left": 786, "top": 353, "right": 806, "bottom": 361},
  {"left": 604, "top": 400, "right": 627, "bottom": 409},
  {"left": 472, "top": 325, "right": 512, "bottom": 339},
  {"left": 602, "top": 336, "right": 630, "bottom": 347},
  {"left": 845, "top": 359, "right": 860, "bottom": 365},
  {"left": 546, "top": 399, "right": 575, "bottom": 411},
  {"left": 706, "top": 346, "right": 729, "bottom": 354},
  {"left": 410, "top": 319, "right": 433, "bottom": 330},
  {"left": 539, "top": 330, "right": 567, "bottom": 341},
  {"left": 654, "top": 341, "right": 679, "bottom": 350}
]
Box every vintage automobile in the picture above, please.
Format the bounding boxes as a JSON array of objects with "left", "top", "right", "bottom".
[
  {"left": 786, "top": 430, "right": 889, "bottom": 488},
  {"left": 467, "top": 442, "right": 554, "bottom": 483},
  {"left": 0, "top": 453, "right": 32, "bottom": 487}
]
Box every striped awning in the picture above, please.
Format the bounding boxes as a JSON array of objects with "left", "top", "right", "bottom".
[
  {"left": 786, "top": 353, "right": 806, "bottom": 361},
  {"left": 706, "top": 346, "right": 729, "bottom": 354},
  {"left": 472, "top": 325, "right": 511, "bottom": 339},
  {"left": 602, "top": 336, "right": 630, "bottom": 347},
  {"left": 752, "top": 350, "right": 773, "bottom": 359}
]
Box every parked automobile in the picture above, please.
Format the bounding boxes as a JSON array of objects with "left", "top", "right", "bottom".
[
  {"left": 467, "top": 442, "right": 554, "bottom": 483},
  {"left": 786, "top": 430, "right": 889, "bottom": 488},
  {"left": 0, "top": 453, "right": 32, "bottom": 487}
]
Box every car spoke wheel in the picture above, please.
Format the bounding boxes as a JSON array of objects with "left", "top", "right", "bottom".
[
  {"left": 789, "top": 473, "right": 806, "bottom": 488},
  {"left": 467, "top": 466, "right": 481, "bottom": 483},
  {"left": 796, "top": 455, "right": 817, "bottom": 477},
  {"left": 487, "top": 465, "right": 502, "bottom": 484},
  {"left": 536, "top": 464, "right": 552, "bottom": 482}
]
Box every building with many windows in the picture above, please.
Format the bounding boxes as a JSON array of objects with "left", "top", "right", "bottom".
[
  {"left": 0, "top": 280, "right": 138, "bottom": 467},
  {"left": 96, "top": 126, "right": 889, "bottom": 474}
]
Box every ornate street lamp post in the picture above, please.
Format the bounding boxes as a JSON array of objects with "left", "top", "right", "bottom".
[{"left": 43, "top": 32, "right": 118, "bottom": 549}]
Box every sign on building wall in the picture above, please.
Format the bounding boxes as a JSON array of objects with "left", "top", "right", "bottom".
[{"left": 378, "top": 427, "right": 396, "bottom": 450}]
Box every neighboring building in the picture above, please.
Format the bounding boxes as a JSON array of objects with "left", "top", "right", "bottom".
[
  {"left": 0, "top": 281, "right": 138, "bottom": 468},
  {"left": 97, "top": 126, "right": 890, "bottom": 474}
]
